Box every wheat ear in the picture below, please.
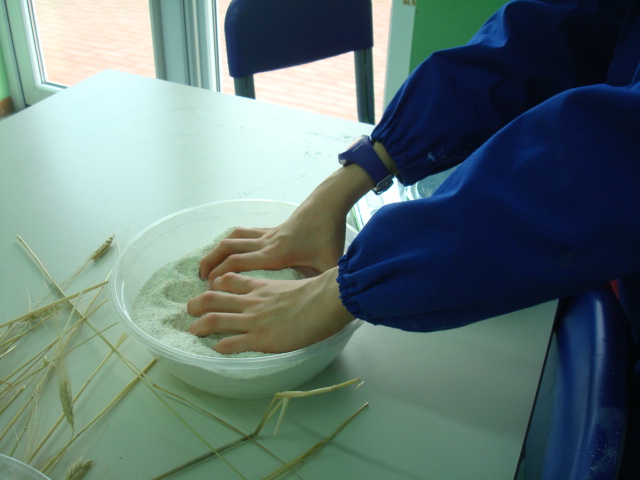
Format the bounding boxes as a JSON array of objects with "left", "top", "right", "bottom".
[
  {"left": 55, "top": 306, "right": 79, "bottom": 432},
  {"left": 63, "top": 458, "right": 95, "bottom": 480},
  {"left": 27, "top": 333, "right": 126, "bottom": 464},
  {"left": 40, "top": 359, "right": 157, "bottom": 475}
]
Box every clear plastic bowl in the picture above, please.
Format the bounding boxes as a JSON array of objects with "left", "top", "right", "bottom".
[
  {"left": 0, "top": 455, "right": 50, "bottom": 480},
  {"left": 110, "top": 199, "right": 361, "bottom": 399}
]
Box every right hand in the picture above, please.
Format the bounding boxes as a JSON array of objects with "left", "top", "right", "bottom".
[{"left": 189, "top": 267, "right": 354, "bottom": 353}]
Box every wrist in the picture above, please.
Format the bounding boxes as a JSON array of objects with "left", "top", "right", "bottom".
[
  {"left": 372, "top": 141, "right": 399, "bottom": 176},
  {"left": 308, "top": 164, "right": 373, "bottom": 217},
  {"left": 319, "top": 267, "right": 354, "bottom": 328},
  {"left": 339, "top": 135, "right": 394, "bottom": 194}
]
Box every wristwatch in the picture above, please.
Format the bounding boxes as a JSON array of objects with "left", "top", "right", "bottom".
[{"left": 338, "top": 135, "right": 394, "bottom": 194}]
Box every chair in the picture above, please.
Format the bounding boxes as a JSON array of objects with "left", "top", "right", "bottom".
[
  {"left": 224, "top": 0, "right": 375, "bottom": 124},
  {"left": 516, "top": 287, "right": 628, "bottom": 479}
]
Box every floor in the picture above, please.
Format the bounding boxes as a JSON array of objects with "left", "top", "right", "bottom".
[{"left": 33, "top": 0, "right": 391, "bottom": 123}]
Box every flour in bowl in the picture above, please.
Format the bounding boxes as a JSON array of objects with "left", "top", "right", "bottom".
[{"left": 132, "top": 229, "right": 304, "bottom": 358}]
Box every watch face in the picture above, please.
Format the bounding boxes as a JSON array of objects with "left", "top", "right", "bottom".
[
  {"left": 351, "top": 177, "right": 404, "bottom": 229},
  {"left": 373, "top": 175, "right": 394, "bottom": 194}
]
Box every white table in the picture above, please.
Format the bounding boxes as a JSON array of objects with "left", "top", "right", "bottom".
[{"left": 0, "top": 70, "right": 555, "bottom": 480}]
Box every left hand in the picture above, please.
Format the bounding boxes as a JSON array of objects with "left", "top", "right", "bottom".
[{"left": 187, "top": 267, "right": 354, "bottom": 354}]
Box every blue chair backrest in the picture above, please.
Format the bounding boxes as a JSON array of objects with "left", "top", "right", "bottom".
[
  {"left": 518, "top": 287, "right": 628, "bottom": 479},
  {"left": 225, "top": 0, "right": 373, "bottom": 78}
]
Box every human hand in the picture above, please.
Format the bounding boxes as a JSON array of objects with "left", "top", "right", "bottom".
[
  {"left": 199, "top": 203, "right": 347, "bottom": 286},
  {"left": 200, "top": 142, "right": 398, "bottom": 285},
  {"left": 199, "top": 164, "right": 379, "bottom": 285},
  {"left": 187, "top": 267, "right": 354, "bottom": 353}
]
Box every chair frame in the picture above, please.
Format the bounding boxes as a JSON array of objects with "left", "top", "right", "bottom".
[{"left": 225, "top": 0, "right": 375, "bottom": 124}]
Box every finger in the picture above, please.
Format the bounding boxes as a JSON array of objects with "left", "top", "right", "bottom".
[
  {"left": 189, "top": 312, "right": 248, "bottom": 337},
  {"left": 213, "top": 333, "right": 254, "bottom": 354},
  {"left": 199, "top": 238, "right": 263, "bottom": 279},
  {"left": 211, "top": 272, "right": 256, "bottom": 295},
  {"left": 186, "top": 290, "right": 244, "bottom": 316},
  {"left": 206, "top": 250, "right": 280, "bottom": 286},
  {"left": 226, "top": 227, "right": 269, "bottom": 240}
]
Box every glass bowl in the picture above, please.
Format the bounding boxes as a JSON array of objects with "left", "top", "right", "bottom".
[
  {"left": 110, "top": 199, "right": 361, "bottom": 399},
  {"left": 0, "top": 455, "right": 51, "bottom": 480}
]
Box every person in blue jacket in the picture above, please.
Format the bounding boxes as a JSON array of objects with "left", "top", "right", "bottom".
[
  {"left": 187, "top": 0, "right": 640, "bottom": 357},
  {"left": 190, "top": 2, "right": 640, "bottom": 472}
]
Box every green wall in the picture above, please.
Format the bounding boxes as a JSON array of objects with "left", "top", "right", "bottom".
[
  {"left": 410, "top": 0, "right": 508, "bottom": 70},
  {"left": 0, "top": 47, "right": 9, "bottom": 100}
]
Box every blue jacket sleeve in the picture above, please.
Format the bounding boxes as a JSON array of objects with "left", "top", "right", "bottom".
[
  {"left": 338, "top": 0, "right": 640, "bottom": 331},
  {"left": 372, "top": 0, "right": 630, "bottom": 185},
  {"left": 339, "top": 83, "right": 640, "bottom": 331}
]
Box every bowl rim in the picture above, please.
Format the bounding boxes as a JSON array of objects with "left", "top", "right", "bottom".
[
  {"left": 109, "top": 199, "right": 362, "bottom": 368},
  {"left": 0, "top": 454, "right": 50, "bottom": 479}
]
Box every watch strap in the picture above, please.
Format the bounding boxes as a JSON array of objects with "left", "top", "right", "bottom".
[{"left": 338, "top": 136, "right": 393, "bottom": 194}]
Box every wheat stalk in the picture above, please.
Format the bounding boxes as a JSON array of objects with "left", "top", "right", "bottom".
[
  {"left": 253, "top": 378, "right": 363, "bottom": 437},
  {"left": 1, "top": 312, "right": 112, "bottom": 404},
  {"left": 2, "top": 282, "right": 108, "bottom": 328},
  {"left": 39, "top": 359, "right": 157, "bottom": 475},
  {"left": 151, "top": 385, "right": 304, "bottom": 480},
  {"left": 10, "top": 388, "right": 45, "bottom": 461},
  {"left": 0, "top": 310, "right": 58, "bottom": 353},
  {"left": 0, "top": 385, "right": 26, "bottom": 416},
  {"left": 16, "top": 236, "right": 246, "bottom": 479},
  {"left": 4, "top": 237, "right": 110, "bottom": 472},
  {"left": 27, "top": 333, "right": 127, "bottom": 463},
  {"left": 261, "top": 403, "right": 369, "bottom": 480},
  {"left": 0, "top": 300, "right": 108, "bottom": 408},
  {"left": 7, "top": 236, "right": 367, "bottom": 480},
  {"left": 0, "top": 353, "right": 53, "bottom": 450},
  {"left": 151, "top": 378, "right": 364, "bottom": 479},
  {"left": 17, "top": 234, "right": 114, "bottom": 292},
  {"left": 16, "top": 234, "right": 108, "bottom": 318},
  {"left": 33, "top": 298, "right": 238, "bottom": 477}
]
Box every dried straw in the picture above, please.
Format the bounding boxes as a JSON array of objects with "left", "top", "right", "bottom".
[
  {"left": 40, "top": 359, "right": 157, "bottom": 475},
  {"left": 3, "top": 282, "right": 108, "bottom": 328},
  {"left": 27, "top": 333, "right": 127, "bottom": 464},
  {"left": 261, "top": 403, "right": 369, "bottom": 480},
  {"left": 7, "top": 235, "right": 366, "bottom": 480},
  {"left": 151, "top": 378, "right": 364, "bottom": 479}
]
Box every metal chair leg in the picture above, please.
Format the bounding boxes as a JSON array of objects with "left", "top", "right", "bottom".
[
  {"left": 354, "top": 49, "right": 375, "bottom": 124},
  {"left": 234, "top": 76, "right": 256, "bottom": 99}
]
